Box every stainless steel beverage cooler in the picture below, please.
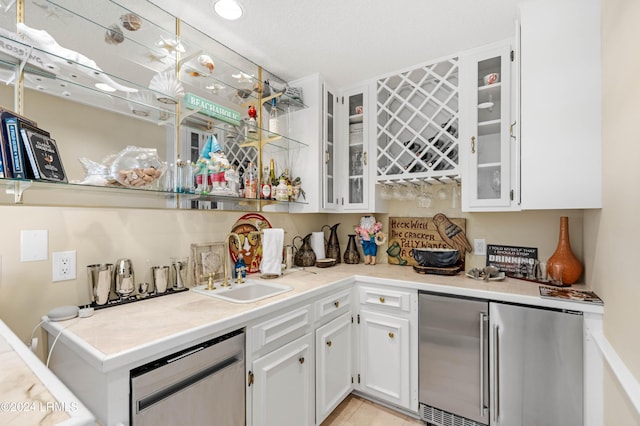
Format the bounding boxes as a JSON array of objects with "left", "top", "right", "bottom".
[{"left": 419, "top": 292, "right": 583, "bottom": 426}]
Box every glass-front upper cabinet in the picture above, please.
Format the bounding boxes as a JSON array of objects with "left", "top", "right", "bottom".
[
  {"left": 322, "top": 84, "right": 338, "bottom": 210},
  {"left": 460, "top": 42, "right": 517, "bottom": 211},
  {"left": 340, "top": 86, "right": 368, "bottom": 210}
]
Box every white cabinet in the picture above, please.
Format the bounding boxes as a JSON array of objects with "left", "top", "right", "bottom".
[
  {"left": 338, "top": 86, "right": 372, "bottom": 211},
  {"left": 316, "top": 312, "right": 353, "bottom": 424},
  {"left": 518, "top": 0, "right": 601, "bottom": 209},
  {"left": 358, "top": 309, "right": 410, "bottom": 408},
  {"left": 460, "top": 41, "right": 518, "bottom": 212},
  {"left": 324, "top": 83, "right": 339, "bottom": 210},
  {"left": 247, "top": 304, "right": 313, "bottom": 426},
  {"left": 250, "top": 333, "right": 314, "bottom": 426},
  {"left": 287, "top": 74, "right": 338, "bottom": 213},
  {"left": 354, "top": 285, "right": 417, "bottom": 411}
]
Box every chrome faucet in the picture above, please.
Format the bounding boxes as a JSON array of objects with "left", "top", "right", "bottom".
[{"left": 223, "top": 232, "right": 242, "bottom": 287}]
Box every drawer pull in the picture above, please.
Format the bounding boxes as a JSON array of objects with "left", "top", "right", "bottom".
[
  {"left": 334, "top": 301, "right": 340, "bottom": 308},
  {"left": 299, "top": 356, "right": 305, "bottom": 364},
  {"left": 379, "top": 296, "right": 385, "bottom": 303},
  {"left": 388, "top": 332, "right": 395, "bottom": 339},
  {"left": 326, "top": 340, "right": 332, "bottom": 347}
]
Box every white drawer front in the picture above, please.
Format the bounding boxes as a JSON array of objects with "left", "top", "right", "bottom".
[
  {"left": 251, "top": 305, "right": 311, "bottom": 353},
  {"left": 315, "top": 288, "right": 352, "bottom": 324},
  {"left": 358, "top": 286, "right": 412, "bottom": 313}
]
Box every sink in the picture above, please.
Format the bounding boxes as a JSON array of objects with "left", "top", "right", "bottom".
[{"left": 191, "top": 280, "right": 293, "bottom": 303}]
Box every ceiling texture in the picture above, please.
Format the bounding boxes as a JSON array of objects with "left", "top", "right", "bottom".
[{"left": 150, "top": 0, "right": 521, "bottom": 88}]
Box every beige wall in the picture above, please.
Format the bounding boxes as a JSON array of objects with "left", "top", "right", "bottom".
[{"left": 583, "top": 0, "right": 640, "bottom": 424}]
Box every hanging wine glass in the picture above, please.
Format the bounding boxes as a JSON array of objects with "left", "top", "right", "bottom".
[
  {"left": 417, "top": 182, "right": 433, "bottom": 208},
  {"left": 380, "top": 182, "right": 393, "bottom": 200},
  {"left": 405, "top": 183, "right": 418, "bottom": 201}
]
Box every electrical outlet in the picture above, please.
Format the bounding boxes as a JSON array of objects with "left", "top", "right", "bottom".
[
  {"left": 52, "top": 250, "right": 77, "bottom": 282},
  {"left": 474, "top": 239, "right": 487, "bottom": 256}
]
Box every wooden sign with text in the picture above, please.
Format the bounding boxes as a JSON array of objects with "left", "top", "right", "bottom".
[{"left": 387, "top": 216, "right": 467, "bottom": 266}]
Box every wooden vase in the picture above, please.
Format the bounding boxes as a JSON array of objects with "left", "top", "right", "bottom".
[{"left": 546, "top": 216, "right": 583, "bottom": 284}]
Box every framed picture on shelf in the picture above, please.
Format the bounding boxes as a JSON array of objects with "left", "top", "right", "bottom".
[{"left": 191, "top": 242, "right": 225, "bottom": 286}]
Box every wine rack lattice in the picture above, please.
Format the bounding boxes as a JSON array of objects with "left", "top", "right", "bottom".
[{"left": 376, "top": 57, "right": 460, "bottom": 182}]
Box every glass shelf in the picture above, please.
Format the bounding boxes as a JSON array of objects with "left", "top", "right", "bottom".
[
  {"left": 0, "top": 0, "right": 310, "bottom": 213},
  {"left": 0, "top": 177, "right": 307, "bottom": 210}
]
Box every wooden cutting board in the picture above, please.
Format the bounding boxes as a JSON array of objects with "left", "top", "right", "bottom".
[{"left": 387, "top": 216, "right": 467, "bottom": 266}]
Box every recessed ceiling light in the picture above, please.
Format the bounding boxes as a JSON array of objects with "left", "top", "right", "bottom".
[{"left": 213, "top": 0, "right": 243, "bottom": 20}]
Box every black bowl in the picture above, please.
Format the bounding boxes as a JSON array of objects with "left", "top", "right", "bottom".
[{"left": 412, "top": 248, "right": 460, "bottom": 268}]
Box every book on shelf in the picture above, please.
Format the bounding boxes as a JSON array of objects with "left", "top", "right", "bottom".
[
  {"left": 0, "top": 108, "right": 40, "bottom": 179},
  {"left": 539, "top": 286, "right": 603, "bottom": 305},
  {"left": 19, "top": 126, "right": 67, "bottom": 183}
]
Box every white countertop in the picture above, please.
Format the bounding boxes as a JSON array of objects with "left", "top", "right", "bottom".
[
  {"left": 0, "top": 320, "right": 95, "bottom": 426},
  {"left": 43, "top": 263, "right": 604, "bottom": 373}
]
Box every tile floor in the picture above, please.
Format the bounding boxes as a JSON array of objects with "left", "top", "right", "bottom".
[{"left": 321, "top": 394, "right": 424, "bottom": 426}]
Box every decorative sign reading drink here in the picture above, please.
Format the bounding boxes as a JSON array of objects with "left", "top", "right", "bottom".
[{"left": 387, "top": 216, "right": 467, "bottom": 266}]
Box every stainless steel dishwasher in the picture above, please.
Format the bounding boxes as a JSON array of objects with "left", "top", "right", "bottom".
[{"left": 130, "top": 329, "right": 245, "bottom": 426}]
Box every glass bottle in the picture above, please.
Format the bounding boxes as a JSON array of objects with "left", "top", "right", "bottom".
[
  {"left": 275, "top": 178, "right": 289, "bottom": 201},
  {"left": 260, "top": 165, "right": 271, "bottom": 199},
  {"left": 269, "top": 159, "right": 277, "bottom": 200},
  {"left": 268, "top": 98, "right": 279, "bottom": 134},
  {"left": 244, "top": 161, "right": 257, "bottom": 198}
]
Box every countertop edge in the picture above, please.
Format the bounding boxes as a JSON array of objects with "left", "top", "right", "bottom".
[{"left": 0, "top": 320, "right": 96, "bottom": 426}]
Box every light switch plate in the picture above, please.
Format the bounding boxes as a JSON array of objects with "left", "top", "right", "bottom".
[
  {"left": 474, "top": 238, "right": 487, "bottom": 256},
  {"left": 21, "top": 230, "right": 48, "bottom": 262}
]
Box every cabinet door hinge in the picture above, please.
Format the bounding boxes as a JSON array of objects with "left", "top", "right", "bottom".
[
  {"left": 510, "top": 50, "right": 515, "bottom": 62},
  {"left": 510, "top": 189, "right": 514, "bottom": 201},
  {"left": 341, "top": 96, "right": 344, "bottom": 104},
  {"left": 357, "top": 314, "right": 360, "bottom": 324},
  {"left": 351, "top": 376, "right": 354, "bottom": 384},
  {"left": 247, "top": 370, "right": 254, "bottom": 387},
  {"left": 358, "top": 373, "right": 361, "bottom": 384}
]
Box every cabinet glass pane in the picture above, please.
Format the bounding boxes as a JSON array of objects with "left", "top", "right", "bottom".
[
  {"left": 476, "top": 56, "right": 502, "bottom": 200},
  {"left": 347, "top": 93, "right": 364, "bottom": 205},
  {"left": 349, "top": 178, "right": 363, "bottom": 204},
  {"left": 325, "top": 91, "right": 334, "bottom": 204}
]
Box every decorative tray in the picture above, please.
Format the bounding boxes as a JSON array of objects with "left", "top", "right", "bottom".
[
  {"left": 413, "top": 265, "right": 460, "bottom": 276},
  {"left": 465, "top": 271, "right": 506, "bottom": 281}
]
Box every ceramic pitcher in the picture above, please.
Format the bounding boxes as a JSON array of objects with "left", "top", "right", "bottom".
[{"left": 323, "top": 223, "right": 341, "bottom": 263}]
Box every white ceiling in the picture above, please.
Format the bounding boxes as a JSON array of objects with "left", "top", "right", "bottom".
[{"left": 150, "top": 0, "right": 521, "bottom": 88}]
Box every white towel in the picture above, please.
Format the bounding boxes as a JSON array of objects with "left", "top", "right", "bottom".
[{"left": 260, "top": 228, "right": 284, "bottom": 275}]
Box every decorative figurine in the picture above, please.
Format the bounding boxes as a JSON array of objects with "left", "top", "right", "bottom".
[
  {"left": 247, "top": 105, "right": 258, "bottom": 133},
  {"left": 198, "top": 54, "right": 215, "bottom": 73},
  {"left": 355, "top": 215, "right": 386, "bottom": 265},
  {"left": 235, "top": 253, "right": 247, "bottom": 279},
  {"left": 194, "top": 135, "right": 232, "bottom": 194}
]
